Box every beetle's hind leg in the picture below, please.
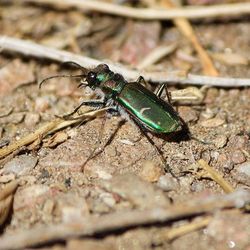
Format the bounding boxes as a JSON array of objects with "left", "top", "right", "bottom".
[{"left": 133, "top": 119, "right": 178, "bottom": 179}]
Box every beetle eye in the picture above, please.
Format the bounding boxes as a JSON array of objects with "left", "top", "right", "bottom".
[{"left": 87, "top": 72, "right": 97, "bottom": 85}]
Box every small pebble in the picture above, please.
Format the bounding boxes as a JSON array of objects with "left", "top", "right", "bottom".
[
  {"left": 230, "top": 150, "right": 246, "bottom": 164},
  {"left": 43, "top": 199, "right": 55, "bottom": 215},
  {"left": 228, "top": 135, "right": 248, "bottom": 149},
  {"left": 203, "top": 88, "right": 219, "bottom": 104},
  {"left": 35, "top": 97, "right": 50, "bottom": 112},
  {"left": 237, "top": 161, "right": 250, "bottom": 176},
  {"left": 213, "top": 135, "right": 228, "bottom": 149},
  {"left": 216, "top": 153, "right": 234, "bottom": 171},
  {"left": 200, "top": 117, "right": 225, "bottom": 128},
  {"left": 190, "top": 181, "right": 205, "bottom": 192},
  {"left": 210, "top": 151, "right": 220, "bottom": 161},
  {"left": 200, "top": 108, "right": 216, "bottom": 119},
  {"left": 201, "top": 150, "right": 211, "bottom": 163},
  {"left": 139, "top": 160, "right": 163, "bottom": 182},
  {"left": 24, "top": 113, "right": 40, "bottom": 127},
  {"left": 3, "top": 155, "right": 38, "bottom": 176},
  {"left": 99, "top": 192, "right": 116, "bottom": 207},
  {"left": 61, "top": 206, "right": 83, "bottom": 223},
  {"left": 96, "top": 170, "right": 113, "bottom": 180},
  {"left": 178, "top": 106, "right": 198, "bottom": 123},
  {"left": 119, "top": 139, "right": 135, "bottom": 146},
  {"left": 0, "top": 139, "right": 10, "bottom": 148},
  {"left": 157, "top": 174, "right": 179, "bottom": 191},
  {"left": 105, "top": 146, "right": 117, "bottom": 157}
]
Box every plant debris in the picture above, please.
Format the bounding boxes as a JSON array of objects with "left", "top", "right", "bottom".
[{"left": 0, "top": 1, "right": 249, "bottom": 249}]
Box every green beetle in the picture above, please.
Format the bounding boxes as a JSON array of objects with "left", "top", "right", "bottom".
[{"left": 73, "top": 64, "right": 182, "bottom": 134}]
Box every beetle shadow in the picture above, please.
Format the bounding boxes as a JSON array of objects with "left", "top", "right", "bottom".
[{"left": 154, "top": 118, "right": 191, "bottom": 143}]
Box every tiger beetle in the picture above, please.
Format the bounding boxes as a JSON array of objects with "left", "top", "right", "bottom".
[{"left": 39, "top": 63, "right": 190, "bottom": 173}]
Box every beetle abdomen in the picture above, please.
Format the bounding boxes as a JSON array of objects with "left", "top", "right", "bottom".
[{"left": 117, "top": 83, "right": 181, "bottom": 133}]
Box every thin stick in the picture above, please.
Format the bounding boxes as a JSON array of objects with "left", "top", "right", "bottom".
[
  {"left": 20, "top": 0, "right": 250, "bottom": 20},
  {"left": 162, "top": 216, "right": 212, "bottom": 241},
  {"left": 1, "top": 36, "right": 250, "bottom": 87},
  {"left": 197, "top": 159, "right": 235, "bottom": 193},
  {"left": 0, "top": 189, "right": 249, "bottom": 249}
]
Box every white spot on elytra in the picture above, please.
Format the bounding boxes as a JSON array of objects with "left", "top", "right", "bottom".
[{"left": 139, "top": 107, "right": 151, "bottom": 115}]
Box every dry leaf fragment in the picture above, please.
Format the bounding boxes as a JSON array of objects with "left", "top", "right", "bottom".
[
  {"left": 0, "top": 180, "right": 18, "bottom": 226},
  {"left": 200, "top": 117, "right": 225, "bottom": 128},
  {"left": 211, "top": 52, "right": 249, "bottom": 66}
]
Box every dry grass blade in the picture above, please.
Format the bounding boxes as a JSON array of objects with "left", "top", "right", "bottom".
[
  {"left": 0, "top": 108, "right": 109, "bottom": 159},
  {"left": 137, "top": 43, "right": 177, "bottom": 70},
  {"left": 18, "top": 0, "right": 250, "bottom": 20},
  {"left": 0, "top": 190, "right": 249, "bottom": 249},
  {"left": 197, "top": 159, "right": 234, "bottom": 193},
  {"left": 162, "top": 216, "right": 212, "bottom": 241},
  {"left": 0, "top": 181, "right": 19, "bottom": 226},
  {"left": 1, "top": 36, "right": 250, "bottom": 87},
  {"left": 160, "top": 0, "right": 218, "bottom": 76},
  {"left": 0, "top": 119, "right": 61, "bottom": 160}
]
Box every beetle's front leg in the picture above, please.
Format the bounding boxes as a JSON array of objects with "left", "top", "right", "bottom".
[{"left": 60, "top": 99, "right": 107, "bottom": 119}]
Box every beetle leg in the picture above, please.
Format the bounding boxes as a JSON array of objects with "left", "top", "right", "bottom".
[
  {"left": 81, "top": 118, "right": 126, "bottom": 171},
  {"left": 106, "top": 105, "right": 120, "bottom": 116},
  {"left": 133, "top": 118, "right": 178, "bottom": 179},
  {"left": 60, "top": 99, "right": 106, "bottom": 119},
  {"left": 156, "top": 83, "right": 172, "bottom": 104},
  {"left": 136, "top": 76, "right": 152, "bottom": 89}
]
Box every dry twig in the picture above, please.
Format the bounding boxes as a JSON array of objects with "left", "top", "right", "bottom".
[
  {"left": 1, "top": 36, "right": 250, "bottom": 87},
  {"left": 165, "top": 159, "right": 235, "bottom": 240},
  {"left": 162, "top": 216, "right": 212, "bottom": 241},
  {"left": 197, "top": 159, "right": 235, "bottom": 193},
  {"left": 0, "top": 108, "right": 109, "bottom": 159},
  {"left": 19, "top": 0, "right": 250, "bottom": 20},
  {"left": 0, "top": 189, "right": 249, "bottom": 249}
]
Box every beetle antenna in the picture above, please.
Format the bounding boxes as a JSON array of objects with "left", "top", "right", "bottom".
[
  {"left": 61, "top": 61, "right": 89, "bottom": 73},
  {"left": 38, "top": 74, "right": 86, "bottom": 89}
]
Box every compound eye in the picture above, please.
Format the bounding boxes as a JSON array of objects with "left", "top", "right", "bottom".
[{"left": 87, "top": 71, "right": 97, "bottom": 85}]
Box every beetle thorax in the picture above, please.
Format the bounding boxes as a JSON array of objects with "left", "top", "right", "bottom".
[{"left": 100, "top": 79, "right": 124, "bottom": 96}]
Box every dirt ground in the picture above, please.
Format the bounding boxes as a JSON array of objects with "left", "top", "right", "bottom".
[{"left": 0, "top": 1, "right": 250, "bottom": 250}]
